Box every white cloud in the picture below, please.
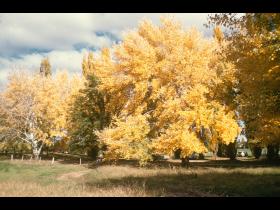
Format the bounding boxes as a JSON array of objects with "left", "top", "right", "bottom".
[
  {"left": 46, "top": 49, "right": 88, "bottom": 73},
  {"left": 0, "top": 49, "right": 90, "bottom": 82},
  {"left": 0, "top": 13, "right": 117, "bottom": 56},
  {"left": 0, "top": 13, "right": 211, "bottom": 55},
  {"left": 0, "top": 70, "right": 8, "bottom": 83},
  {"left": 0, "top": 13, "right": 215, "bottom": 83}
]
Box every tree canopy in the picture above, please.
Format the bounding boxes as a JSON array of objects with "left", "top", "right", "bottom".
[
  {"left": 93, "top": 17, "right": 240, "bottom": 165},
  {"left": 207, "top": 13, "right": 280, "bottom": 159}
]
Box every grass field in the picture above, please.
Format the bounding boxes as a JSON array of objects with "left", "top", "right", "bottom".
[{"left": 0, "top": 158, "right": 280, "bottom": 197}]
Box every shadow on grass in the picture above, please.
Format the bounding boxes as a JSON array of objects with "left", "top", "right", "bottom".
[
  {"left": 1, "top": 153, "right": 280, "bottom": 169},
  {"left": 86, "top": 158, "right": 280, "bottom": 170},
  {"left": 189, "top": 159, "right": 280, "bottom": 169},
  {"left": 84, "top": 169, "right": 280, "bottom": 197}
]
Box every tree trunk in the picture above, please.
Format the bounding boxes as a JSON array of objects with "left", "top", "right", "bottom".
[
  {"left": 198, "top": 153, "right": 204, "bottom": 160},
  {"left": 267, "top": 144, "right": 274, "bottom": 160},
  {"left": 217, "top": 143, "right": 223, "bottom": 157},
  {"left": 181, "top": 157, "right": 189, "bottom": 167},
  {"left": 276, "top": 144, "right": 279, "bottom": 159},
  {"left": 212, "top": 141, "right": 219, "bottom": 160},
  {"left": 267, "top": 144, "right": 279, "bottom": 160},
  {"left": 33, "top": 149, "right": 39, "bottom": 160},
  {"left": 174, "top": 149, "right": 181, "bottom": 159},
  {"left": 226, "top": 142, "right": 237, "bottom": 160},
  {"left": 32, "top": 143, "right": 43, "bottom": 160},
  {"left": 252, "top": 146, "right": 262, "bottom": 159}
]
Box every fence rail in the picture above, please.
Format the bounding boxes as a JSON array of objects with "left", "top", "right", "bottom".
[{"left": 0, "top": 151, "right": 94, "bottom": 162}]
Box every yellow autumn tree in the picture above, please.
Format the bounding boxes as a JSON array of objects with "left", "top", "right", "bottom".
[
  {"left": 207, "top": 13, "right": 280, "bottom": 159},
  {"left": 0, "top": 70, "right": 81, "bottom": 159},
  {"left": 40, "top": 57, "right": 52, "bottom": 77},
  {"left": 93, "top": 17, "right": 240, "bottom": 165},
  {"left": 96, "top": 114, "right": 152, "bottom": 165}
]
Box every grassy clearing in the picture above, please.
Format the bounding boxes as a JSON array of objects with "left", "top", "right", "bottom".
[{"left": 0, "top": 159, "right": 279, "bottom": 196}]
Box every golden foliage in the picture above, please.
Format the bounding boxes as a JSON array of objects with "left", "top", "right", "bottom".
[
  {"left": 92, "top": 17, "right": 240, "bottom": 164},
  {"left": 96, "top": 114, "right": 152, "bottom": 165},
  {"left": 0, "top": 70, "right": 82, "bottom": 156},
  {"left": 208, "top": 13, "right": 280, "bottom": 147}
]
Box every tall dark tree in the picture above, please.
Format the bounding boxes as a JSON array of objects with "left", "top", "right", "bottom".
[
  {"left": 40, "top": 57, "right": 52, "bottom": 77},
  {"left": 67, "top": 53, "right": 110, "bottom": 159}
]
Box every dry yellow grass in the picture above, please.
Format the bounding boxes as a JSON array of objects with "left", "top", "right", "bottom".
[
  {"left": 0, "top": 159, "right": 280, "bottom": 196},
  {"left": 0, "top": 181, "right": 153, "bottom": 197}
]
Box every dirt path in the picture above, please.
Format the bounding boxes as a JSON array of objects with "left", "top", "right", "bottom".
[{"left": 57, "top": 170, "right": 91, "bottom": 181}]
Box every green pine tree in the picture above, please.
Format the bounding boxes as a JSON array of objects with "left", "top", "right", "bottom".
[{"left": 67, "top": 54, "right": 110, "bottom": 159}]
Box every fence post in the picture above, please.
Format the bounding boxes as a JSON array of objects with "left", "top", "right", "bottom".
[
  {"left": 11, "top": 154, "right": 13, "bottom": 161},
  {"left": 21, "top": 155, "right": 24, "bottom": 161},
  {"left": 30, "top": 156, "right": 32, "bottom": 161},
  {"left": 51, "top": 157, "right": 54, "bottom": 165},
  {"left": 80, "top": 158, "right": 82, "bottom": 165}
]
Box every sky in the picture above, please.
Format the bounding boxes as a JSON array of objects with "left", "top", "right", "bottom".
[{"left": 0, "top": 13, "right": 213, "bottom": 85}]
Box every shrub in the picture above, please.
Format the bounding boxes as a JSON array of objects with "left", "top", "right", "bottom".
[
  {"left": 252, "top": 146, "right": 262, "bottom": 159},
  {"left": 226, "top": 142, "right": 237, "bottom": 160},
  {"left": 87, "top": 145, "right": 99, "bottom": 160},
  {"left": 267, "top": 144, "right": 279, "bottom": 161},
  {"left": 198, "top": 153, "right": 204, "bottom": 160},
  {"left": 174, "top": 149, "right": 181, "bottom": 159},
  {"left": 217, "top": 143, "right": 227, "bottom": 157}
]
